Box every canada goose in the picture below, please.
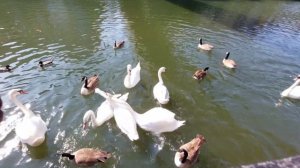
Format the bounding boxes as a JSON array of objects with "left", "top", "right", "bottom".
[
  {"left": 174, "top": 134, "right": 206, "bottom": 168},
  {"left": 198, "top": 38, "right": 214, "bottom": 51},
  {"left": 39, "top": 57, "right": 54, "bottom": 68},
  {"left": 0, "top": 65, "right": 12, "bottom": 72},
  {"left": 193, "top": 67, "right": 209, "bottom": 80},
  {"left": 61, "top": 148, "right": 111, "bottom": 167},
  {"left": 281, "top": 75, "right": 300, "bottom": 99},
  {"left": 223, "top": 52, "right": 237, "bottom": 69},
  {"left": 81, "top": 75, "right": 99, "bottom": 96},
  {"left": 0, "top": 97, "right": 3, "bottom": 122},
  {"left": 113, "top": 40, "right": 125, "bottom": 49}
]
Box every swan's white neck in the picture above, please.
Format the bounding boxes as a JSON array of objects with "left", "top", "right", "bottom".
[
  {"left": 86, "top": 111, "right": 105, "bottom": 127},
  {"left": 9, "top": 94, "right": 34, "bottom": 117},
  {"left": 158, "top": 69, "right": 164, "bottom": 84}
]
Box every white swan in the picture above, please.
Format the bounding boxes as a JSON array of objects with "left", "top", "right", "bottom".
[
  {"left": 124, "top": 62, "right": 141, "bottom": 89},
  {"left": 8, "top": 89, "right": 47, "bottom": 147},
  {"left": 281, "top": 76, "right": 300, "bottom": 99},
  {"left": 153, "top": 67, "right": 170, "bottom": 104},
  {"left": 95, "top": 88, "right": 139, "bottom": 141},
  {"left": 133, "top": 107, "right": 185, "bottom": 135},
  {"left": 83, "top": 92, "right": 129, "bottom": 129}
]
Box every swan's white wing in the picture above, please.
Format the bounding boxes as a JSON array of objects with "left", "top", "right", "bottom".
[
  {"left": 96, "top": 101, "right": 114, "bottom": 124},
  {"left": 136, "top": 107, "right": 184, "bottom": 135},
  {"left": 286, "top": 86, "right": 300, "bottom": 99},
  {"left": 131, "top": 63, "right": 141, "bottom": 87},
  {"left": 153, "top": 83, "right": 169, "bottom": 104},
  {"left": 113, "top": 103, "right": 139, "bottom": 141}
]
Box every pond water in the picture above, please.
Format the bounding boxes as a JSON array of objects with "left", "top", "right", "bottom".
[{"left": 0, "top": 0, "right": 300, "bottom": 167}]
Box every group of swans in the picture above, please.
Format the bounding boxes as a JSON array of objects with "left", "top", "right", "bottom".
[{"left": 83, "top": 88, "right": 185, "bottom": 141}]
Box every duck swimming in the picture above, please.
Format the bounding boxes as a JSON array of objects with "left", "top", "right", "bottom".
[
  {"left": 198, "top": 38, "right": 214, "bottom": 51},
  {"left": 0, "top": 65, "right": 12, "bottom": 72},
  {"left": 39, "top": 57, "right": 54, "bottom": 68},
  {"left": 113, "top": 40, "right": 125, "bottom": 49},
  {"left": 193, "top": 67, "right": 209, "bottom": 80},
  {"left": 81, "top": 75, "right": 99, "bottom": 96}
]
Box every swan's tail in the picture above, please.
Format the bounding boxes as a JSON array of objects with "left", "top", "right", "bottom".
[
  {"left": 31, "top": 136, "right": 45, "bottom": 147},
  {"left": 176, "top": 120, "right": 185, "bottom": 129},
  {"left": 128, "top": 133, "right": 139, "bottom": 141}
]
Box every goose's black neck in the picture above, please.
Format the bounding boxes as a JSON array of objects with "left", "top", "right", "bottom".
[
  {"left": 61, "top": 153, "right": 75, "bottom": 160},
  {"left": 199, "top": 38, "right": 203, "bottom": 45},
  {"left": 84, "top": 77, "right": 88, "bottom": 88},
  {"left": 225, "top": 52, "right": 230, "bottom": 59},
  {"left": 179, "top": 149, "right": 188, "bottom": 163}
]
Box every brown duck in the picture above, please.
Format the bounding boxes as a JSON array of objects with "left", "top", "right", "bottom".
[{"left": 113, "top": 40, "right": 125, "bottom": 49}]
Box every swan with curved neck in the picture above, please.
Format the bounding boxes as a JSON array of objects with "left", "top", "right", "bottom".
[
  {"left": 174, "top": 134, "right": 206, "bottom": 168},
  {"left": 8, "top": 89, "right": 47, "bottom": 147},
  {"left": 124, "top": 62, "right": 141, "bottom": 89},
  {"left": 281, "top": 76, "right": 300, "bottom": 99},
  {"left": 95, "top": 88, "right": 139, "bottom": 141},
  {"left": 153, "top": 67, "right": 170, "bottom": 104},
  {"left": 83, "top": 92, "right": 129, "bottom": 129}
]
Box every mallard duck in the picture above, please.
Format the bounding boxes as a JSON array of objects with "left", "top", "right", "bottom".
[
  {"left": 113, "top": 40, "right": 125, "bottom": 49},
  {"left": 61, "top": 148, "right": 111, "bottom": 167},
  {"left": 281, "top": 75, "right": 300, "bottom": 99},
  {"left": 39, "top": 57, "right": 53, "bottom": 68},
  {"left": 80, "top": 75, "right": 99, "bottom": 95},
  {"left": 223, "top": 52, "right": 237, "bottom": 69},
  {"left": 0, "top": 65, "right": 12, "bottom": 72},
  {"left": 174, "top": 134, "right": 206, "bottom": 168},
  {"left": 193, "top": 67, "right": 209, "bottom": 80},
  {"left": 198, "top": 38, "right": 214, "bottom": 51}
]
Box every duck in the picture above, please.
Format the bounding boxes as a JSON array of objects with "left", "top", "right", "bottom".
[
  {"left": 281, "top": 75, "right": 300, "bottom": 99},
  {"left": 0, "top": 65, "right": 12, "bottom": 72},
  {"left": 61, "top": 148, "right": 111, "bottom": 167},
  {"left": 113, "top": 40, "right": 125, "bottom": 49},
  {"left": 0, "top": 97, "right": 3, "bottom": 122},
  {"left": 198, "top": 38, "right": 214, "bottom": 51},
  {"left": 193, "top": 67, "right": 209, "bottom": 80},
  {"left": 83, "top": 92, "right": 129, "bottom": 129},
  {"left": 95, "top": 88, "right": 139, "bottom": 141},
  {"left": 132, "top": 107, "right": 185, "bottom": 135},
  {"left": 81, "top": 75, "right": 99, "bottom": 96},
  {"left": 174, "top": 134, "right": 206, "bottom": 168},
  {"left": 153, "top": 67, "right": 170, "bottom": 104},
  {"left": 124, "top": 62, "right": 141, "bottom": 89},
  {"left": 8, "top": 89, "right": 47, "bottom": 147},
  {"left": 39, "top": 57, "right": 54, "bottom": 68},
  {"left": 223, "top": 52, "right": 237, "bottom": 69}
]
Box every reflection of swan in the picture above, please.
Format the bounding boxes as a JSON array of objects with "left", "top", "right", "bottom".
[
  {"left": 61, "top": 148, "right": 111, "bottom": 167},
  {"left": 174, "top": 134, "right": 206, "bottom": 168},
  {"left": 83, "top": 92, "right": 129, "bottom": 129},
  {"left": 198, "top": 38, "right": 213, "bottom": 51},
  {"left": 124, "top": 62, "right": 141, "bottom": 89},
  {"left": 8, "top": 89, "right": 47, "bottom": 147},
  {"left": 95, "top": 88, "right": 139, "bottom": 141},
  {"left": 132, "top": 107, "right": 185, "bottom": 135},
  {"left": 153, "top": 67, "right": 170, "bottom": 104},
  {"left": 223, "top": 52, "right": 237, "bottom": 69},
  {"left": 81, "top": 75, "right": 99, "bottom": 95},
  {"left": 281, "top": 75, "right": 300, "bottom": 99}
]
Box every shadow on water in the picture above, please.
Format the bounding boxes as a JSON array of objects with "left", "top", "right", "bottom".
[{"left": 165, "top": 0, "right": 271, "bottom": 34}]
